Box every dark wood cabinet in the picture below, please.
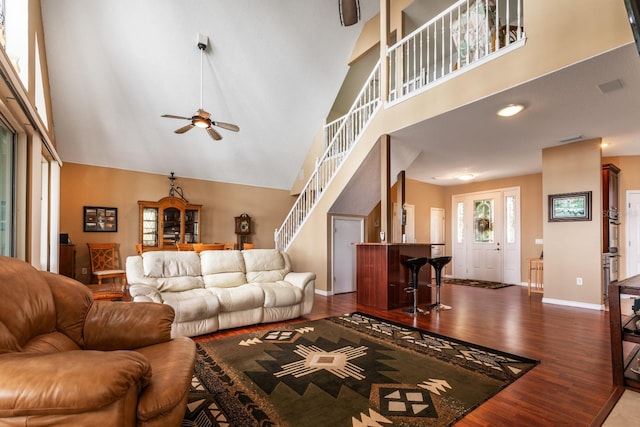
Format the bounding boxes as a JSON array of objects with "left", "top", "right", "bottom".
[
  {"left": 355, "top": 243, "right": 433, "bottom": 310},
  {"left": 59, "top": 244, "right": 76, "bottom": 279},
  {"left": 602, "top": 163, "right": 620, "bottom": 253}
]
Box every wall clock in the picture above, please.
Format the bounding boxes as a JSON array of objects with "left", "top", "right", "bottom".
[{"left": 234, "top": 213, "right": 251, "bottom": 235}]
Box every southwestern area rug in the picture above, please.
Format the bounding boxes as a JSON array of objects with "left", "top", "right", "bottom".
[
  {"left": 445, "top": 278, "right": 515, "bottom": 289},
  {"left": 182, "top": 313, "right": 537, "bottom": 427}
]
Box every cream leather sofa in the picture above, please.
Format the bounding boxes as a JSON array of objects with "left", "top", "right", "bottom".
[{"left": 126, "top": 249, "right": 315, "bottom": 337}]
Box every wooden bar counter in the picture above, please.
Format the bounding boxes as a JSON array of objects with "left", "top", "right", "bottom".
[{"left": 355, "top": 243, "right": 435, "bottom": 310}]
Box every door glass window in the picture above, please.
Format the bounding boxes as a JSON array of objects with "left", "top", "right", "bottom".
[
  {"left": 474, "top": 199, "right": 494, "bottom": 243},
  {"left": 456, "top": 201, "right": 464, "bottom": 243},
  {"left": 506, "top": 195, "right": 515, "bottom": 244},
  {"left": 163, "top": 207, "right": 181, "bottom": 245}
]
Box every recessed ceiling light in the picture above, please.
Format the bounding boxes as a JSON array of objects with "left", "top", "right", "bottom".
[
  {"left": 458, "top": 173, "right": 475, "bottom": 181},
  {"left": 497, "top": 104, "right": 525, "bottom": 117}
]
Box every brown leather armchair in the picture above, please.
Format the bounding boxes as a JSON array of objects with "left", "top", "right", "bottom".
[{"left": 0, "top": 256, "right": 196, "bottom": 426}]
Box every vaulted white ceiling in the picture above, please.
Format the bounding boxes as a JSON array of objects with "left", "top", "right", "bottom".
[
  {"left": 41, "top": 0, "right": 380, "bottom": 190},
  {"left": 41, "top": 1, "right": 640, "bottom": 198}
]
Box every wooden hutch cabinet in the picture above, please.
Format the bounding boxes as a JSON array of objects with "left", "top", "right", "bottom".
[{"left": 137, "top": 197, "right": 202, "bottom": 251}]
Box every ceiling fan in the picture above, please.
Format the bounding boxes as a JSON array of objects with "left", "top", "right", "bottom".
[{"left": 162, "top": 35, "right": 239, "bottom": 141}]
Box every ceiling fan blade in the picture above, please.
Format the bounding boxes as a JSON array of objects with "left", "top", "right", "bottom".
[
  {"left": 213, "top": 121, "right": 240, "bottom": 132},
  {"left": 162, "top": 114, "right": 191, "bottom": 120},
  {"left": 175, "top": 124, "right": 195, "bottom": 134},
  {"left": 207, "top": 127, "right": 222, "bottom": 141}
]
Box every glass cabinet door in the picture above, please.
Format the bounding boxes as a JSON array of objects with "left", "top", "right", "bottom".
[
  {"left": 163, "top": 207, "right": 181, "bottom": 245},
  {"left": 142, "top": 207, "right": 158, "bottom": 247},
  {"left": 185, "top": 209, "right": 199, "bottom": 243},
  {"left": 138, "top": 198, "right": 202, "bottom": 251}
]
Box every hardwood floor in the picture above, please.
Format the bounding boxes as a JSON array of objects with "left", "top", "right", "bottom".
[{"left": 195, "top": 283, "right": 615, "bottom": 426}]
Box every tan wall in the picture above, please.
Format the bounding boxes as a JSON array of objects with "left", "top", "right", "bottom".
[
  {"left": 404, "top": 178, "right": 447, "bottom": 242},
  {"left": 543, "top": 140, "right": 602, "bottom": 306},
  {"left": 348, "top": 0, "right": 414, "bottom": 64},
  {"left": 365, "top": 178, "right": 446, "bottom": 244},
  {"left": 60, "top": 163, "right": 294, "bottom": 283}
]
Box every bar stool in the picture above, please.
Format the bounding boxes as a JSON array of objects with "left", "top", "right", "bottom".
[
  {"left": 402, "top": 257, "right": 430, "bottom": 315},
  {"left": 426, "top": 256, "right": 452, "bottom": 311}
]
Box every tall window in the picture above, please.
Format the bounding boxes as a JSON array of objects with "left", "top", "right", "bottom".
[
  {"left": 456, "top": 201, "right": 464, "bottom": 243},
  {"left": 506, "top": 195, "right": 516, "bottom": 244},
  {"left": 0, "top": 122, "right": 15, "bottom": 256}
]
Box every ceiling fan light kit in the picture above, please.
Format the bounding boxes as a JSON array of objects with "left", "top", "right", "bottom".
[{"left": 161, "top": 33, "right": 239, "bottom": 141}]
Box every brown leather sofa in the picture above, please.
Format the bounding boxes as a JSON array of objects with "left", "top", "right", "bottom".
[{"left": 0, "top": 256, "right": 196, "bottom": 426}]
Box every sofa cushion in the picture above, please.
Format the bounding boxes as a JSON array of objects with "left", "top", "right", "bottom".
[
  {"left": 208, "top": 285, "right": 264, "bottom": 313},
  {"left": 0, "top": 350, "right": 152, "bottom": 417},
  {"left": 22, "top": 331, "right": 81, "bottom": 353},
  {"left": 243, "top": 249, "right": 290, "bottom": 283},
  {"left": 0, "top": 256, "right": 56, "bottom": 348},
  {"left": 160, "top": 289, "right": 221, "bottom": 323},
  {"left": 134, "top": 337, "right": 196, "bottom": 424},
  {"left": 142, "top": 251, "right": 201, "bottom": 278},
  {"left": 142, "top": 252, "right": 204, "bottom": 292},
  {"left": 155, "top": 276, "right": 205, "bottom": 293},
  {"left": 257, "top": 281, "right": 303, "bottom": 308},
  {"left": 200, "top": 250, "right": 248, "bottom": 288},
  {"left": 0, "top": 321, "right": 21, "bottom": 354}
]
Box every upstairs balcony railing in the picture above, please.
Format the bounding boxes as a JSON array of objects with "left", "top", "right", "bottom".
[
  {"left": 275, "top": 62, "right": 381, "bottom": 250},
  {"left": 388, "top": 0, "right": 524, "bottom": 103},
  {"left": 275, "top": 0, "right": 525, "bottom": 251}
]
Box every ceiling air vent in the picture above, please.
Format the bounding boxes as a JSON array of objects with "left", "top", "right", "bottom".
[
  {"left": 598, "top": 79, "right": 624, "bottom": 94},
  {"left": 557, "top": 135, "right": 584, "bottom": 143}
]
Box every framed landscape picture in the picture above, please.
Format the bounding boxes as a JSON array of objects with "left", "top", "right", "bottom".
[
  {"left": 548, "top": 191, "right": 592, "bottom": 222},
  {"left": 83, "top": 206, "right": 118, "bottom": 232}
]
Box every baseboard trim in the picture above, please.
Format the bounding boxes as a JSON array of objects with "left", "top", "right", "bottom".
[
  {"left": 542, "top": 297, "right": 604, "bottom": 311},
  {"left": 315, "top": 289, "right": 333, "bottom": 297}
]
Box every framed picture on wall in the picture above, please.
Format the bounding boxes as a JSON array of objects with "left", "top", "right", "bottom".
[
  {"left": 548, "top": 191, "right": 592, "bottom": 222},
  {"left": 83, "top": 206, "right": 118, "bottom": 232}
]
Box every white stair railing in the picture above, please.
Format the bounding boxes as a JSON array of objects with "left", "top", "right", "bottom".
[
  {"left": 388, "top": 0, "right": 524, "bottom": 102},
  {"left": 275, "top": 62, "right": 381, "bottom": 250},
  {"left": 324, "top": 116, "right": 346, "bottom": 149},
  {"left": 275, "top": 0, "right": 525, "bottom": 251}
]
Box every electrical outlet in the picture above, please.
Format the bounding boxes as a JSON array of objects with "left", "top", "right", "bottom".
[
  {"left": 576, "top": 277, "right": 583, "bottom": 285},
  {"left": 81, "top": 267, "right": 88, "bottom": 275}
]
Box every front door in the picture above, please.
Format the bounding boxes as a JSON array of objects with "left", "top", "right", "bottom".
[
  {"left": 470, "top": 192, "right": 503, "bottom": 282},
  {"left": 452, "top": 188, "right": 520, "bottom": 283}
]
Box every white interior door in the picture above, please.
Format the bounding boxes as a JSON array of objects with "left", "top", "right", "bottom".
[
  {"left": 627, "top": 191, "right": 640, "bottom": 277},
  {"left": 332, "top": 216, "right": 363, "bottom": 294},
  {"left": 430, "top": 208, "right": 445, "bottom": 244}
]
